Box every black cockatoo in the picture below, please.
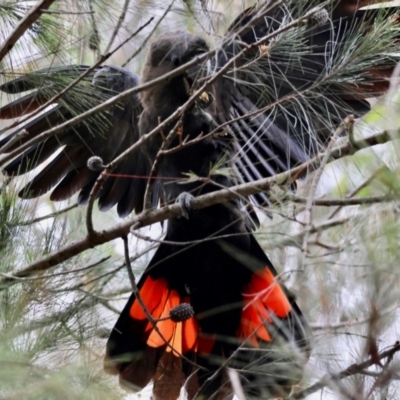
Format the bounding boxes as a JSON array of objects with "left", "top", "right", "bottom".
[{"left": 0, "top": 1, "right": 399, "bottom": 398}]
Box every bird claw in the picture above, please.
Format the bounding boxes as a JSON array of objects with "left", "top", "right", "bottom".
[{"left": 176, "top": 192, "right": 194, "bottom": 219}]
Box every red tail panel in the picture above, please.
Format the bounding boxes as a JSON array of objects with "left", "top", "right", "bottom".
[
  {"left": 197, "top": 333, "right": 217, "bottom": 355},
  {"left": 237, "top": 266, "right": 292, "bottom": 346},
  {"left": 147, "top": 289, "right": 180, "bottom": 349},
  {"left": 182, "top": 315, "right": 198, "bottom": 353},
  {"left": 130, "top": 276, "right": 169, "bottom": 320},
  {"left": 128, "top": 276, "right": 205, "bottom": 356}
]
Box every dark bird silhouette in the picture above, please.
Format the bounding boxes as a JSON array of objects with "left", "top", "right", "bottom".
[
  {"left": 1, "top": 1, "right": 400, "bottom": 399},
  {"left": 102, "top": 32, "right": 312, "bottom": 398},
  {"left": 102, "top": 3, "right": 400, "bottom": 395},
  {"left": 105, "top": 200, "right": 311, "bottom": 399}
]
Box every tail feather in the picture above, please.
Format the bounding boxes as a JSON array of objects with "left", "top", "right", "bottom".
[
  {"left": 4, "top": 137, "right": 61, "bottom": 176},
  {"left": 16, "top": 146, "right": 89, "bottom": 199},
  {"left": 237, "top": 267, "right": 292, "bottom": 347},
  {"left": 153, "top": 351, "right": 183, "bottom": 400},
  {"left": 128, "top": 276, "right": 203, "bottom": 356},
  {"left": 0, "top": 106, "right": 68, "bottom": 152},
  {"left": 105, "top": 237, "right": 310, "bottom": 399}
]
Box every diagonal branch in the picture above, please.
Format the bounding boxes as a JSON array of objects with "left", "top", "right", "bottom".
[
  {"left": 0, "top": 0, "right": 57, "bottom": 62},
  {"left": 0, "top": 16, "right": 154, "bottom": 143},
  {"left": 286, "top": 342, "right": 400, "bottom": 399},
  {"left": 0, "top": 48, "right": 212, "bottom": 168},
  {"left": 0, "top": 129, "right": 393, "bottom": 289},
  {"left": 103, "top": 0, "right": 131, "bottom": 55}
]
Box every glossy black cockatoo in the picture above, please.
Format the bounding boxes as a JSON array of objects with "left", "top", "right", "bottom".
[{"left": 0, "top": 1, "right": 399, "bottom": 398}]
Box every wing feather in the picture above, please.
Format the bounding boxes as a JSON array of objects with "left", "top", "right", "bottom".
[
  {"left": 0, "top": 65, "right": 146, "bottom": 216},
  {"left": 204, "top": 0, "right": 400, "bottom": 210}
]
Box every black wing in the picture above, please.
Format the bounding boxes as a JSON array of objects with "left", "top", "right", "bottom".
[
  {"left": 0, "top": 1, "right": 399, "bottom": 216},
  {"left": 205, "top": 0, "right": 399, "bottom": 206},
  {"left": 0, "top": 65, "right": 149, "bottom": 217}
]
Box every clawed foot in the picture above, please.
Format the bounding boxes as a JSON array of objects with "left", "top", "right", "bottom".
[{"left": 176, "top": 192, "right": 194, "bottom": 219}]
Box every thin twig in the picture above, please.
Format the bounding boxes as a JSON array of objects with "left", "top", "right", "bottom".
[
  {"left": 88, "top": 0, "right": 101, "bottom": 59},
  {"left": 38, "top": 10, "right": 94, "bottom": 15},
  {"left": 262, "top": 216, "right": 351, "bottom": 250},
  {"left": 278, "top": 194, "right": 391, "bottom": 207},
  {"left": 103, "top": 0, "right": 130, "bottom": 55},
  {"left": 85, "top": 171, "right": 107, "bottom": 237},
  {"left": 130, "top": 222, "right": 250, "bottom": 246},
  {"left": 301, "top": 116, "right": 353, "bottom": 260},
  {"left": 78, "top": 289, "right": 121, "bottom": 314},
  {"left": 142, "top": 119, "right": 183, "bottom": 210},
  {"left": 10, "top": 203, "right": 78, "bottom": 227},
  {"left": 49, "top": 244, "right": 158, "bottom": 293},
  {"left": 0, "top": 256, "right": 110, "bottom": 282},
  {"left": 121, "top": 0, "right": 175, "bottom": 67},
  {"left": 311, "top": 304, "right": 399, "bottom": 331},
  {"left": 327, "top": 165, "right": 387, "bottom": 219},
  {"left": 122, "top": 236, "right": 136, "bottom": 289}
]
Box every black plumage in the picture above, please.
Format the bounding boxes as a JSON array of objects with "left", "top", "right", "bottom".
[{"left": 101, "top": 30, "right": 311, "bottom": 399}]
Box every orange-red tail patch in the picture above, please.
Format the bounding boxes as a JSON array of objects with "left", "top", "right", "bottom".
[
  {"left": 129, "top": 276, "right": 214, "bottom": 356},
  {"left": 237, "top": 266, "right": 292, "bottom": 347}
]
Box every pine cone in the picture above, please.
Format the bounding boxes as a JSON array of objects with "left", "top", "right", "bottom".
[
  {"left": 308, "top": 8, "right": 329, "bottom": 27},
  {"left": 169, "top": 303, "right": 194, "bottom": 322}
]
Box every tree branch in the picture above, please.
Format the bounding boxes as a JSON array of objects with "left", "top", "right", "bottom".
[
  {"left": 0, "top": 16, "right": 154, "bottom": 142},
  {"left": 0, "top": 0, "right": 57, "bottom": 62},
  {"left": 0, "top": 129, "right": 393, "bottom": 289},
  {"left": 278, "top": 194, "right": 391, "bottom": 207},
  {"left": 286, "top": 342, "right": 400, "bottom": 399},
  {"left": 10, "top": 203, "right": 78, "bottom": 227}
]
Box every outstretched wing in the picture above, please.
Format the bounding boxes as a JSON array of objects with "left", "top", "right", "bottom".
[
  {"left": 205, "top": 0, "right": 400, "bottom": 206},
  {"left": 0, "top": 65, "right": 149, "bottom": 217},
  {"left": 1, "top": 1, "right": 399, "bottom": 216}
]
